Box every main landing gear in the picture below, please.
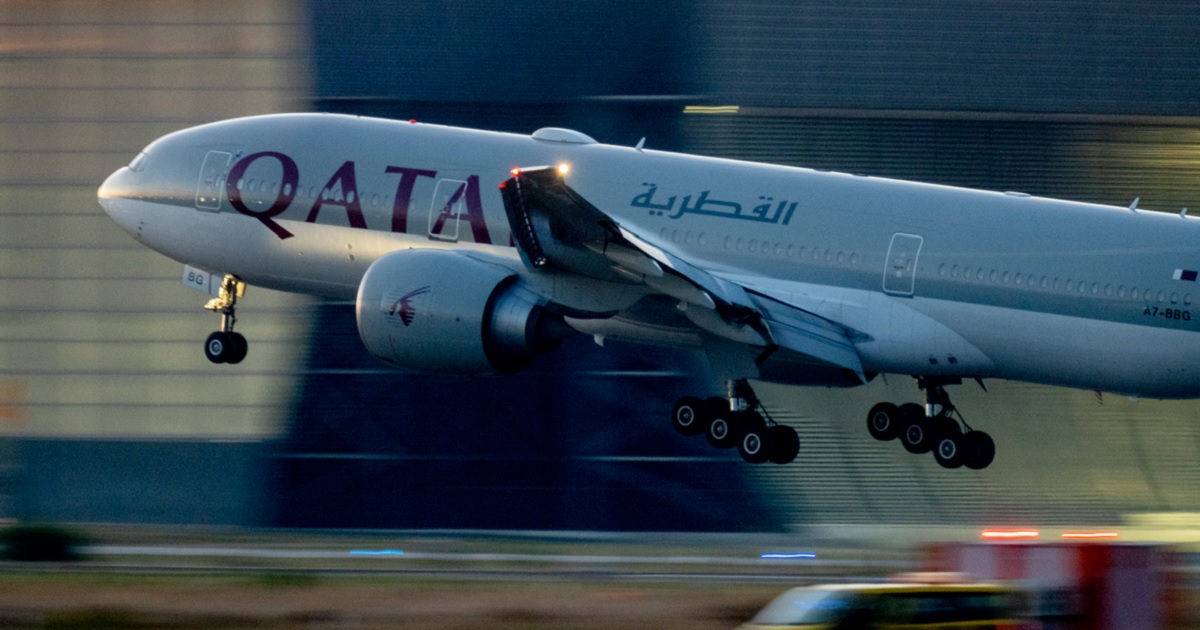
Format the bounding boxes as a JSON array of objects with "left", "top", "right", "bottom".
[
  {"left": 202, "top": 274, "right": 248, "bottom": 365},
  {"left": 866, "top": 377, "right": 995, "bottom": 470},
  {"left": 671, "top": 379, "right": 800, "bottom": 465}
]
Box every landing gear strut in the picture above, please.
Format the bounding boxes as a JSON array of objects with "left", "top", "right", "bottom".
[
  {"left": 866, "top": 377, "right": 995, "bottom": 470},
  {"left": 671, "top": 379, "right": 800, "bottom": 465},
  {"left": 202, "top": 274, "right": 248, "bottom": 365}
]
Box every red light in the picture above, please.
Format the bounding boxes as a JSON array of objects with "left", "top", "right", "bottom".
[
  {"left": 498, "top": 182, "right": 507, "bottom": 189},
  {"left": 409, "top": 119, "right": 417, "bottom": 124},
  {"left": 981, "top": 529, "right": 1040, "bottom": 540},
  {"left": 1062, "top": 531, "right": 1119, "bottom": 540}
]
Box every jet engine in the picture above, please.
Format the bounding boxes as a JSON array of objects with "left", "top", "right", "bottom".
[{"left": 356, "top": 249, "right": 570, "bottom": 374}]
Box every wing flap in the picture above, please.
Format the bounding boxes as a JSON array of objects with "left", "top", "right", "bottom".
[
  {"left": 751, "top": 293, "right": 867, "bottom": 382},
  {"left": 498, "top": 166, "right": 866, "bottom": 380}
]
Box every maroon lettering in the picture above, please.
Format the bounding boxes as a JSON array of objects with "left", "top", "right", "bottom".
[
  {"left": 306, "top": 161, "right": 367, "bottom": 229},
  {"left": 429, "top": 182, "right": 466, "bottom": 236},
  {"left": 226, "top": 151, "right": 298, "bottom": 240},
  {"left": 461, "top": 175, "right": 491, "bottom": 245},
  {"left": 384, "top": 166, "right": 436, "bottom": 233}
]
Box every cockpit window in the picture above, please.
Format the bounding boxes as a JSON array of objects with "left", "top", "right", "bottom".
[{"left": 129, "top": 152, "right": 148, "bottom": 172}]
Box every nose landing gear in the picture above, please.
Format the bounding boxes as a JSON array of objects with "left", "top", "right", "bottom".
[
  {"left": 202, "top": 274, "right": 248, "bottom": 365},
  {"left": 867, "top": 377, "right": 995, "bottom": 470},
  {"left": 671, "top": 379, "right": 800, "bottom": 465}
]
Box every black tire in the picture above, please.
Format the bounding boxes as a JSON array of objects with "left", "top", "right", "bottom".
[
  {"left": 671, "top": 396, "right": 707, "bottom": 436},
  {"left": 204, "top": 332, "right": 230, "bottom": 364},
  {"left": 866, "top": 402, "right": 900, "bottom": 441},
  {"left": 933, "top": 431, "right": 966, "bottom": 469},
  {"left": 932, "top": 415, "right": 960, "bottom": 439},
  {"left": 898, "top": 402, "right": 924, "bottom": 420},
  {"left": 226, "top": 332, "right": 248, "bottom": 365},
  {"left": 706, "top": 411, "right": 740, "bottom": 449},
  {"left": 899, "top": 404, "right": 932, "bottom": 454},
  {"left": 767, "top": 425, "right": 800, "bottom": 464},
  {"left": 964, "top": 431, "right": 996, "bottom": 470},
  {"left": 738, "top": 416, "right": 771, "bottom": 464}
]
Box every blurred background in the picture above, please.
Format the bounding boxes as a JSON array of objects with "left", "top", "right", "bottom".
[{"left": 2, "top": 0, "right": 1200, "bottom": 535}]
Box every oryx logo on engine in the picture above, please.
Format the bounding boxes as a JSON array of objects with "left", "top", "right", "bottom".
[{"left": 385, "top": 286, "right": 431, "bottom": 326}]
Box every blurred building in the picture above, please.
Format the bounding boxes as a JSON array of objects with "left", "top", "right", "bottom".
[
  {"left": 3, "top": 0, "right": 1200, "bottom": 529},
  {"left": 0, "top": 0, "right": 311, "bottom": 523}
]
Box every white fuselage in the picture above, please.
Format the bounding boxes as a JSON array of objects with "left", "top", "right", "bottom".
[{"left": 99, "top": 113, "right": 1200, "bottom": 398}]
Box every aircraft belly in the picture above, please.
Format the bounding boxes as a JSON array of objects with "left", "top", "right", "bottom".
[
  {"left": 110, "top": 198, "right": 427, "bottom": 299},
  {"left": 852, "top": 292, "right": 994, "bottom": 377},
  {"left": 909, "top": 298, "right": 1200, "bottom": 398}
]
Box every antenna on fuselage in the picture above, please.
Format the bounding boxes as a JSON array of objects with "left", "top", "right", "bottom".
[
  {"left": 635, "top": 137, "right": 646, "bottom": 152},
  {"left": 1181, "top": 207, "right": 1189, "bottom": 218},
  {"left": 1129, "top": 197, "right": 1140, "bottom": 213}
]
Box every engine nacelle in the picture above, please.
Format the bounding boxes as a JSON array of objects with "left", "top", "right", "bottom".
[{"left": 356, "top": 249, "right": 569, "bottom": 373}]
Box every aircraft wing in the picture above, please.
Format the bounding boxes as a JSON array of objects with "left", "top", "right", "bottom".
[{"left": 498, "top": 166, "right": 867, "bottom": 382}]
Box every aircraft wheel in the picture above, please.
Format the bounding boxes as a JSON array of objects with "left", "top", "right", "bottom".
[
  {"left": 767, "top": 425, "right": 800, "bottom": 464},
  {"left": 738, "top": 416, "right": 771, "bottom": 464},
  {"left": 933, "top": 415, "right": 960, "bottom": 439},
  {"left": 671, "top": 397, "right": 708, "bottom": 436},
  {"left": 898, "top": 404, "right": 930, "bottom": 454},
  {"left": 934, "top": 431, "right": 966, "bottom": 469},
  {"left": 964, "top": 431, "right": 996, "bottom": 470},
  {"left": 866, "top": 402, "right": 900, "bottom": 441},
  {"left": 706, "top": 411, "right": 741, "bottom": 449},
  {"left": 226, "top": 332, "right": 248, "bottom": 365},
  {"left": 204, "top": 332, "right": 231, "bottom": 364}
]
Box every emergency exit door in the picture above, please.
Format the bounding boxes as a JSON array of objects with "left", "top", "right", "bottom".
[{"left": 883, "top": 233, "right": 923, "bottom": 296}]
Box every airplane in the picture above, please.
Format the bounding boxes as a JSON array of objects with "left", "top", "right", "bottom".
[{"left": 98, "top": 113, "right": 1200, "bottom": 471}]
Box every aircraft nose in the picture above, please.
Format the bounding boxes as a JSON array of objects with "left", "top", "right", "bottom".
[{"left": 98, "top": 166, "right": 141, "bottom": 235}]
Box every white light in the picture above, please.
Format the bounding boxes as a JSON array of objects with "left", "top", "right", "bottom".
[{"left": 557, "top": 163, "right": 570, "bottom": 176}]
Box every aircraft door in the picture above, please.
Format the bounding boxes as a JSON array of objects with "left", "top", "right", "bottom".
[
  {"left": 883, "top": 233, "right": 923, "bottom": 296},
  {"left": 428, "top": 178, "right": 467, "bottom": 241},
  {"left": 195, "top": 150, "right": 232, "bottom": 212}
]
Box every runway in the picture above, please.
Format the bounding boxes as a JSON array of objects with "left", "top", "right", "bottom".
[{"left": 70, "top": 543, "right": 911, "bottom": 584}]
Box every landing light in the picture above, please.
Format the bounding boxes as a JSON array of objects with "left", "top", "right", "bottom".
[
  {"left": 511, "top": 167, "right": 521, "bottom": 177},
  {"left": 1061, "top": 531, "right": 1119, "bottom": 540},
  {"left": 557, "top": 162, "right": 570, "bottom": 176},
  {"left": 980, "top": 529, "right": 1040, "bottom": 540}
]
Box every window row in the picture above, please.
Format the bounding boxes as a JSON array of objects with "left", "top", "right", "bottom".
[{"left": 937, "top": 262, "right": 1192, "bottom": 306}]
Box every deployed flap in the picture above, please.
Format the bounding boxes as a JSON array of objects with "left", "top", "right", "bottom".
[
  {"left": 499, "top": 167, "right": 757, "bottom": 320},
  {"left": 498, "top": 167, "right": 866, "bottom": 378},
  {"left": 750, "top": 292, "right": 867, "bottom": 383}
]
